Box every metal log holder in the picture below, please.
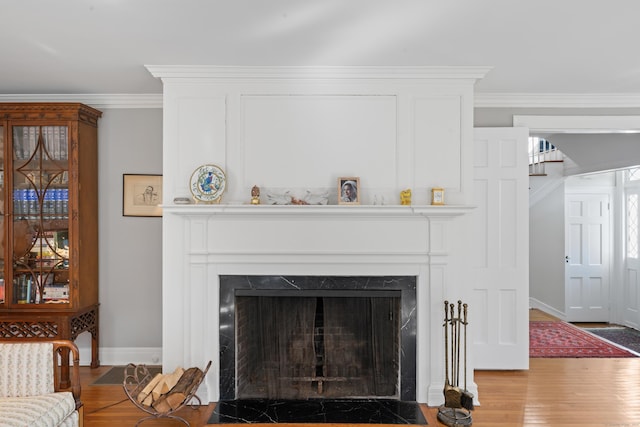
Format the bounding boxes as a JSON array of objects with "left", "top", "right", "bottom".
[{"left": 123, "top": 361, "right": 212, "bottom": 427}]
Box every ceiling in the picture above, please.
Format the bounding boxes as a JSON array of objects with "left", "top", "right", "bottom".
[{"left": 2, "top": 0, "right": 640, "bottom": 96}]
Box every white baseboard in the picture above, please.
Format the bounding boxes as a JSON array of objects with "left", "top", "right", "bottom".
[
  {"left": 529, "top": 298, "right": 566, "bottom": 321},
  {"left": 76, "top": 344, "right": 162, "bottom": 367}
]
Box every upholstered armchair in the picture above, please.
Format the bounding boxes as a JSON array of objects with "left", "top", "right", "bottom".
[{"left": 0, "top": 340, "right": 82, "bottom": 427}]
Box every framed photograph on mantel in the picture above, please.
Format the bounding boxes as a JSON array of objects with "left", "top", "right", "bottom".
[
  {"left": 431, "top": 187, "right": 445, "bottom": 206},
  {"left": 338, "top": 177, "right": 360, "bottom": 205},
  {"left": 123, "top": 174, "right": 163, "bottom": 217}
]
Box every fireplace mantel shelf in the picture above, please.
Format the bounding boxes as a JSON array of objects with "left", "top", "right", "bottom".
[{"left": 162, "top": 203, "right": 475, "bottom": 218}]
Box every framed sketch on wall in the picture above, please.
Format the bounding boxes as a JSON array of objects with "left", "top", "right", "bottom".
[
  {"left": 338, "top": 177, "right": 360, "bottom": 205},
  {"left": 123, "top": 174, "right": 163, "bottom": 217}
]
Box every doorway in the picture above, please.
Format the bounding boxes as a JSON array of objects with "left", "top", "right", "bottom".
[
  {"left": 514, "top": 115, "right": 640, "bottom": 325},
  {"left": 564, "top": 193, "right": 611, "bottom": 322}
]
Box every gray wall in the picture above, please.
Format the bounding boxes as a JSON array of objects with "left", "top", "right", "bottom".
[
  {"left": 474, "top": 107, "right": 640, "bottom": 128},
  {"left": 76, "top": 108, "right": 163, "bottom": 358},
  {"left": 529, "top": 182, "right": 565, "bottom": 313}
]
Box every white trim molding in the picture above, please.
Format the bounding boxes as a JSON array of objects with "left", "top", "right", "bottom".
[
  {"left": 0, "top": 93, "right": 163, "bottom": 109},
  {"left": 2, "top": 90, "right": 640, "bottom": 110},
  {"left": 513, "top": 115, "right": 640, "bottom": 133},
  {"left": 476, "top": 93, "right": 640, "bottom": 109}
]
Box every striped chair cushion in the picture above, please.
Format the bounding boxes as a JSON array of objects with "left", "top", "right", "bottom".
[
  {"left": 0, "top": 343, "right": 55, "bottom": 397},
  {"left": 0, "top": 392, "right": 77, "bottom": 427}
]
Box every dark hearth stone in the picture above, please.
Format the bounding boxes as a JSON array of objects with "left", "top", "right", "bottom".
[{"left": 208, "top": 399, "right": 427, "bottom": 424}]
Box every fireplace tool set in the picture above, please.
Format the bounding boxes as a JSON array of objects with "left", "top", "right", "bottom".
[{"left": 438, "top": 300, "right": 474, "bottom": 427}]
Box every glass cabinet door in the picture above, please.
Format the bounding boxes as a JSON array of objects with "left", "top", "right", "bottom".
[
  {"left": 11, "top": 125, "right": 69, "bottom": 305},
  {"left": 0, "top": 125, "right": 4, "bottom": 305}
]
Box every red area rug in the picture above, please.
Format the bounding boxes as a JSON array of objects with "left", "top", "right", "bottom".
[{"left": 530, "top": 321, "right": 638, "bottom": 358}]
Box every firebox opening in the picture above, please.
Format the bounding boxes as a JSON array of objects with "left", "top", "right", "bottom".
[
  {"left": 218, "top": 275, "right": 417, "bottom": 402},
  {"left": 236, "top": 291, "right": 401, "bottom": 400}
]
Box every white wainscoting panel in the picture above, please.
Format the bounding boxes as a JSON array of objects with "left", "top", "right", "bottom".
[
  {"left": 174, "top": 96, "right": 226, "bottom": 198},
  {"left": 413, "top": 96, "right": 462, "bottom": 193},
  {"left": 241, "top": 95, "right": 397, "bottom": 192}
]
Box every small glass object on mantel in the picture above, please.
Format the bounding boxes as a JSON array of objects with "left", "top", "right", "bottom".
[{"left": 431, "top": 187, "right": 445, "bottom": 206}]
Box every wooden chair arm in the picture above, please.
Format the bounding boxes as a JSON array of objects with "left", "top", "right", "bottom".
[{"left": 52, "top": 340, "right": 81, "bottom": 406}]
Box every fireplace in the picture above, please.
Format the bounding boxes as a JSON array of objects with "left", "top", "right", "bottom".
[
  {"left": 154, "top": 65, "right": 485, "bottom": 406},
  {"left": 219, "top": 276, "right": 416, "bottom": 401},
  {"left": 161, "top": 204, "right": 475, "bottom": 405}
]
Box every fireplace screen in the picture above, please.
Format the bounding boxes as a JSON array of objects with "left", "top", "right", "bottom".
[{"left": 236, "top": 293, "right": 400, "bottom": 399}]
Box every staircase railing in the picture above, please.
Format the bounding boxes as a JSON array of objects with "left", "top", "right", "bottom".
[{"left": 529, "top": 137, "right": 562, "bottom": 175}]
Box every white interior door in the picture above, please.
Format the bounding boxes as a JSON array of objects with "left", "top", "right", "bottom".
[
  {"left": 472, "top": 127, "right": 529, "bottom": 370},
  {"left": 565, "top": 193, "right": 611, "bottom": 322}
]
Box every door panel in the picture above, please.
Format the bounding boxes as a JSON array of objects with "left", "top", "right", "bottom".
[
  {"left": 472, "top": 127, "right": 529, "bottom": 370},
  {"left": 565, "top": 194, "right": 610, "bottom": 322}
]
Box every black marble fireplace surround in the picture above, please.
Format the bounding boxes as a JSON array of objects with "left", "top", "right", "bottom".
[
  {"left": 209, "top": 399, "right": 427, "bottom": 424},
  {"left": 218, "top": 275, "right": 418, "bottom": 402}
]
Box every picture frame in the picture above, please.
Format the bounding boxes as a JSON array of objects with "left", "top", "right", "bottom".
[
  {"left": 123, "top": 174, "right": 163, "bottom": 217},
  {"left": 431, "top": 187, "right": 445, "bottom": 206},
  {"left": 338, "top": 177, "right": 360, "bottom": 205}
]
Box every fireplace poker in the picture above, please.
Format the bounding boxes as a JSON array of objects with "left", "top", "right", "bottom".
[
  {"left": 443, "top": 300, "right": 450, "bottom": 388},
  {"left": 450, "top": 302, "right": 456, "bottom": 389},
  {"left": 456, "top": 300, "right": 462, "bottom": 388},
  {"left": 460, "top": 303, "right": 474, "bottom": 411}
]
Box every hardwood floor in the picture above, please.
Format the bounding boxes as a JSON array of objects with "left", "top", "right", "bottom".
[{"left": 79, "top": 310, "right": 640, "bottom": 426}]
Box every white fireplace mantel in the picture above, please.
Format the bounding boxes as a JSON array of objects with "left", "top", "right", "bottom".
[
  {"left": 162, "top": 203, "right": 475, "bottom": 217},
  {"left": 154, "top": 65, "right": 484, "bottom": 406},
  {"left": 162, "top": 203, "right": 476, "bottom": 405}
]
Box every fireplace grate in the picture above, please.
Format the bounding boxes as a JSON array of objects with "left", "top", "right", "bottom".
[{"left": 236, "top": 294, "right": 400, "bottom": 399}]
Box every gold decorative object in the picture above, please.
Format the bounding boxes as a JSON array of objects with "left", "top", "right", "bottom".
[
  {"left": 251, "top": 185, "right": 260, "bottom": 205},
  {"left": 431, "top": 187, "right": 445, "bottom": 205},
  {"left": 400, "top": 189, "right": 411, "bottom": 205},
  {"left": 438, "top": 300, "right": 473, "bottom": 427}
]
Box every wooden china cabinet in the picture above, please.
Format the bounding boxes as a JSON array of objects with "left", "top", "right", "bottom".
[{"left": 0, "top": 103, "right": 101, "bottom": 383}]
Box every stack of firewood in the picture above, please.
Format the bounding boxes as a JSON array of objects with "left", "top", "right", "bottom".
[{"left": 136, "top": 366, "right": 205, "bottom": 413}]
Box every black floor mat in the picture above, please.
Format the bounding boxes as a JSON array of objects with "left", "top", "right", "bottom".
[
  {"left": 584, "top": 327, "right": 640, "bottom": 354},
  {"left": 91, "top": 365, "right": 162, "bottom": 385},
  {"left": 208, "top": 399, "right": 427, "bottom": 424}
]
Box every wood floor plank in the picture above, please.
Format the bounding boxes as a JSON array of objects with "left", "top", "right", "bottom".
[{"left": 77, "top": 310, "right": 640, "bottom": 426}]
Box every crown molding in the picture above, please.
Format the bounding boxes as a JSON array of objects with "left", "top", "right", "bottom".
[
  {"left": 0, "top": 93, "right": 162, "bottom": 109},
  {"left": 145, "top": 65, "right": 493, "bottom": 81},
  {"left": 475, "top": 92, "right": 640, "bottom": 109},
  {"left": 3, "top": 91, "right": 640, "bottom": 110},
  {"left": 513, "top": 115, "right": 640, "bottom": 133}
]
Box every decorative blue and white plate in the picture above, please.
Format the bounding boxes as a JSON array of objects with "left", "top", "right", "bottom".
[{"left": 189, "top": 164, "right": 226, "bottom": 203}]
